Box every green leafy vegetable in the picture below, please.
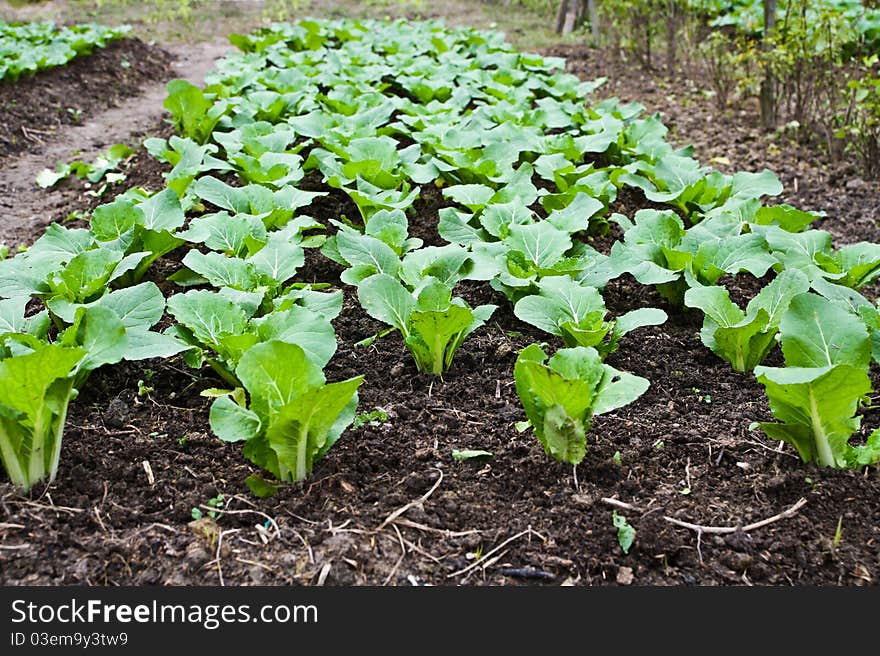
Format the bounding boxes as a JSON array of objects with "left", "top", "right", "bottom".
[
  {"left": 514, "top": 277, "right": 666, "bottom": 357},
  {"left": 513, "top": 344, "right": 649, "bottom": 466},
  {"left": 208, "top": 341, "right": 363, "bottom": 482},
  {"left": 357, "top": 273, "right": 495, "bottom": 375},
  {"left": 164, "top": 79, "right": 227, "bottom": 145},
  {"left": 753, "top": 364, "right": 875, "bottom": 468},
  {"left": 166, "top": 289, "right": 337, "bottom": 385},
  {"left": 0, "top": 344, "right": 84, "bottom": 491},
  {"left": 684, "top": 270, "right": 810, "bottom": 371}
]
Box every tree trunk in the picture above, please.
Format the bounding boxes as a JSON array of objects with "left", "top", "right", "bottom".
[
  {"left": 561, "top": 0, "right": 581, "bottom": 36},
  {"left": 587, "top": 0, "right": 599, "bottom": 43},
  {"left": 555, "top": 0, "right": 569, "bottom": 34},
  {"left": 666, "top": 1, "right": 677, "bottom": 74},
  {"left": 760, "top": 0, "right": 777, "bottom": 130}
]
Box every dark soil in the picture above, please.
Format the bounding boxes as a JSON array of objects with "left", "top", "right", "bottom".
[
  {"left": 1, "top": 43, "right": 879, "bottom": 587},
  {"left": 0, "top": 38, "right": 173, "bottom": 158}
]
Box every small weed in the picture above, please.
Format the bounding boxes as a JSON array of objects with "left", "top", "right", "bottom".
[
  {"left": 191, "top": 493, "right": 225, "bottom": 520},
  {"left": 612, "top": 511, "right": 636, "bottom": 555},
  {"left": 352, "top": 409, "right": 389, "bottom": 429},
  {"left": 833, "top": 516, "right": 844, "bottom": 549}
]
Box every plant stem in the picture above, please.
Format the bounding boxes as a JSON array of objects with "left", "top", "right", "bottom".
[
  {"left": 808, "top": 388, "right": 837, "bottom": 467},
  {"left": 205, "top": 357, "right": 241, "bottom": 389}
]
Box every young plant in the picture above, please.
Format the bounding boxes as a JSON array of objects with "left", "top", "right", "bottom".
[
  {"left": 754, "top": 224, "right": 880, "bottom": 289},
  {"left": 166, "top": 289, "right": 337, "bottom": 387},
  {"left": 164, "top": 79, "right": 228, "bottom": 145},
  {"left": 89, "top": 190, "right": 187, "bottom": 286},
  {"left": 513, "top": 276, "right": 667, "bottom": 358},
  {"left": 513, "top": 344, "right": 649, "bottom": 466},
  {"left": 320, "top": 209, "right": 422, "bottom": 285},
  {"left": 356, "top": 273, "right": 495, "bottom": 375},
  {"left": 143, "top": 136, "right": 232, "bottom": 197},
  {"left": 0, "top": 344, "right": 84, "bottom": 491},
  {"left": 171, "top": 216, "right": 325, "bottom": 299},
  {"left": 753, "top": 365, "right": 879, "bottom": 468},
  {"left": 610, "top": 209, "right": 775, "bottom": 307},
  {"left": 189, "top": 175, "right": 325, "bottom": 231},
  {"left": 753, "top": 292, "right": 879, "bottom": 468},
  {"left": 0, "top": 224, "right": 146, "bottom": 313},
  {"left": 683, "top": 269, "right": 810, "bottom": 372},
  {"left": 208, "top": 341, "right": 363, "bottom": 482},
  {"left": 36, "top": 143, "right": 135, "bottom": 189},
  {"left": 0, "top": 288, "right": 184, "bottom": 491}
]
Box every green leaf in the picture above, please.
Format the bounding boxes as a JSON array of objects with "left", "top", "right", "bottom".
[
  {"left": 755, "top": 364, "right": 871, "bottom": 468},
  {"left": 442, "top": 184, "right": 495, "bottom": 212},
  {"left": 0, "top": 297, "right": 48, "bottom": 339},
  {"left": 36, "top": 167, "right": 69, "bottom": 189},
  {"left": 779, "top": 293, "right": 871, "bottom": 369},
  {"left": 60, "top": 306, "right": 127, "bottom": 378},
  {"left": 209, "top": 396, "right": 261, "bottom": 443},
  {"left": 753, "top": 204, "right": 818, "bottom": 232},
  {"left": 336, "top": 229, "right": 401, "bottom": 285},
  {"left": 451, "top": 449, "right": 493, "bottom": 460},
  {"left": 747, "top": 269, "right": 811, "bottom": 326},
  {"left": 96, "top": 282, "right": 166, "bottom": 330},
  {"left": 505, "top": 222, "right": 572, "bottom": 271},
  {"left": 252, "top": 306, "right": 337, "bottom": 368},
  {"left": 356, "top": 273, "right": 415, "bottom": 334},
  {"left": 90, "top": 198, "right": 140, "bottom": 244},
  {"left": 545, "top": 192, "right": 604, "bottom": 233},
  {"left": 247, "top": 231, "right": 304, "bottom": 282},
  {"left": 613, "top": 307, "right": 668, "bottom": 340},
  {"left": 123, "top": 330, "right": 189, "bottom": 361},
  {"left": 730, "top": 169, "right": 782, "bottom": 199},
  {"left": 245, "top": 473, "right": 281, "bottom": 498},
  {"left": 139, "top": 188, "right": 186, "bottom": 232},
  {"left": 0, "top": 343, "right": 83, "bottom": 490},
  {"left": 592, "top": 365, "right": 650, "bottom": 415},
  {"left": 235, "top": 341, "right": 325, "bottom": 419},
  {"left": 437, "top": 207, "right": 485, "bottom": 245},
  {"left": 192, "top": 176, "right": 252, "bottom": 214},
  {"left": 180, "top": 251, "right": 263, "bottom": 291},
  {"left": 612, "top": 511, "right": 636, "bottom": 555},
  {"left": 167, "top": 290, "right": 249, "bottom": 350}
]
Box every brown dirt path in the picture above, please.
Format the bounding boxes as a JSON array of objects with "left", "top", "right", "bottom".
[{"left": 0, "top": 37, "right": 230, "bottom": 247}]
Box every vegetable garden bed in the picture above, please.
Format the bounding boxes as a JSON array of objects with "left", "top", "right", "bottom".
[
  {"left": 1, "top": 17, "right": 878, "bottom": 587},
  {"left": 0, "top": 38, "right": 171, "bottom": 157}
]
